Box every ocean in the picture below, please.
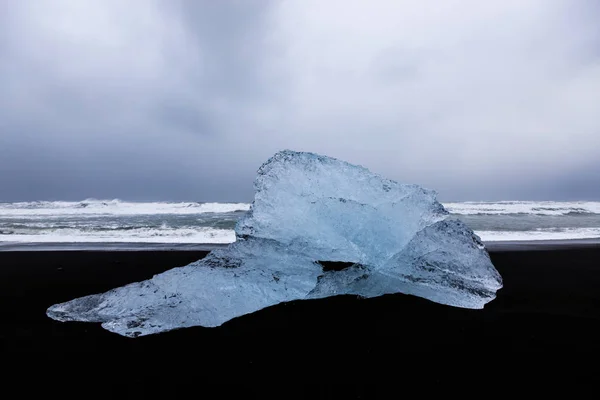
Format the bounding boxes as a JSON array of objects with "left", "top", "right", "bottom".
[{"left": 1, "top": 199, "right": 600, "bottom": 249}]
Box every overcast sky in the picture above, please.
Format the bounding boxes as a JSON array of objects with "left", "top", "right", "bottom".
[{"left": 1, "top": 0, "right": 599, "bottom": 202}]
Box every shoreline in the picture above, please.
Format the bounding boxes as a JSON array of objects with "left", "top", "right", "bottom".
[
  {"left": 2, "top": 237, "right": 600, "bottom": 252},
  {"left": 0, "top": 241, "right": 229, "bottom": 252}
]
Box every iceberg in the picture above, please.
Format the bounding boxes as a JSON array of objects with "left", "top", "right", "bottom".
[{"left": 47, "top": 150, "right": 502, "bottom": 337}]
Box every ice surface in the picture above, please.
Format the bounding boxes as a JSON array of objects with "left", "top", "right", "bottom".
[{"left": 47, "top": 150, "right": 502, "bottom": 337}]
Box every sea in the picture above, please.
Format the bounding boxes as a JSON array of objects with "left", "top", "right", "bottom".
[{"left": 1, "top": 199, "right": 600, "bottom": 250}]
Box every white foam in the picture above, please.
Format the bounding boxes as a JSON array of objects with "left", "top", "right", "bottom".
[
  {"left": 4, "top": 227, "right": 598, "bottom": 244},
  {"left": 475, "top": 228, "right": 600, "bottom": 242},
  {"left": 4, "top": 200, "right": 599, "bottom": 217},
  {"left": 0, "top": 200, "right": 251, "bottom": 218},
  {"left": 444, "top": 201, "right": 600, "bottom": 216},
  {"left": 2, "top": 200, "right": 600, "bottom": 244},
  {"left": 0, "top": 227, "right": 236, "bottom": 244}
]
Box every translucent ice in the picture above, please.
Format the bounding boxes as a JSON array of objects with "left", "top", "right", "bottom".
[{"left": 47, "top": 150, "right": 502, "bottom": 337}]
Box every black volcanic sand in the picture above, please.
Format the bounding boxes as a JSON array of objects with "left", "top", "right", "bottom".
[{"left": 2, "top": 248, "right": 600, "bottom": 392}]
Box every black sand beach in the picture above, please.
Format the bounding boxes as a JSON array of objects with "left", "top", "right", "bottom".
[{"left": 2, "top": 246, "right": 600, "bottom": 392}]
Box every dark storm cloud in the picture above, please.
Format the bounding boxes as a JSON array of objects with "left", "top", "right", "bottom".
[
  {"left": 0, "top": 0, "right": 274, "bottom": 201},
  {"left": 0, "top": 0, "right": 599, "bottom": 202}
]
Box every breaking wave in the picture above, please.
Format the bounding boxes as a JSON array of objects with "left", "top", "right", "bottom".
[
  {"left": 0, "top": 226, "right": 235, "bottom": 244},
  {"left": 444, "top": 201, "right": 600, "bottom": 216},
  {"left": 476, "top": 227, "right": 600, "bottom": 242},
  {"left": 0, "top": 199, "right": 251, "bottom": 217}
]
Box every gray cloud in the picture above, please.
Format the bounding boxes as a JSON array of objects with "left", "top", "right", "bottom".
[{"left": 0, "top": 0, "right": 599, "bottom": 202}]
